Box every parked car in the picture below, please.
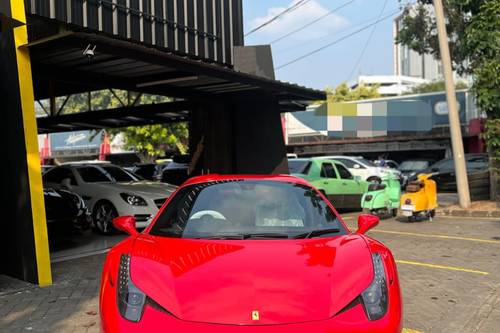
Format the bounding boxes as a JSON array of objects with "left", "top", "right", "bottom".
[
  {"left": 101, "top": 175, "right": 402, "bottom": 332},
  {"left": 160, "top": 155, "right": 189, "bottom": 186},
  {"left": 316, "top": 155, "right": 400, "bottom": 183},
  {"left": 373, "top": 160, "right": 399, "bottom": 169},
  {"left": 289, "top": 158, "right": 369, "bottom": 209},
  {"left": 398, "top": 159, "right": 436, "bottom": 187},
  {"left": 44, "top": 188, "right": 91, "bottom": 237},
  {"left": 41, "top": 165, "right": 54, "bottom": 174},
  {"left": 43, "top": 164, "right": 177, "bottom": 234},
  {"left": 408, "top": 154, "right": 489, "bottom": 191},
  {"left": 129, "top": 163, "right": 167, "bottom": 181}
]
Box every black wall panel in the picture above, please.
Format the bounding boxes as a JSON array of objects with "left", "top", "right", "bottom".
[{"left": 28, "top": 0, "right": 243, "bottom": 66}]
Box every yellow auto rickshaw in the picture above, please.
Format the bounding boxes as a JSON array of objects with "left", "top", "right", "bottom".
[{"left": 400, "top": 173, "right": 437, "bottom": 222}]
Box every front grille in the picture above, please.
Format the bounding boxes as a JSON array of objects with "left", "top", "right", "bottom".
[{"left": 154, "top": 198, "right": 167, "bottom": 208}]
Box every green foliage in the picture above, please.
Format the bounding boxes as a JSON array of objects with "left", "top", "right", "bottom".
[
  {"left": 325, "top": 82, "right": 380, "bottom": 102},
  {"left": 483, "top": 119, "right": 500, "bottom": 169},
  {"left": 404, "top": 80, "right": 468, "bottom": 95},
  {"left": 464, "top": 1, "right": 500, "bottom": 120},
  {"left": 396, "top": 0, "right": 487, "bottom": 75},
  {"left": 116, "top": 123, "right": 188, "bottom": 161}
]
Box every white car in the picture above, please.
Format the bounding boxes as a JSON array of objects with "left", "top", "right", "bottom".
[
  {"left": 316, "top": 156, "right": 400, "bottom": 182},
  {"left": 43, "top": 164, "right": 177, "bottom": 234}
]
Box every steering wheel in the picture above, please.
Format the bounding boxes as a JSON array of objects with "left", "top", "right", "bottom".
[{"left": 189, "top": 210, "right": 227, "bottom": 221}]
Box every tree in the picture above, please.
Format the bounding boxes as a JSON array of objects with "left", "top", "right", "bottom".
[
  {"left": 116, "top": 123, "right": 188, "bottom": 162},
  {"left": 397, "top": 0, "right": 499, "bottom": 201},
  {"left": 325, "top": 82, "right": 380, "bottom": 102},
  {"left": 404, "top": 80, "right": 468, "bottom": 95},
  {"left": 396, "top": 0, "right": 486, "bottom": 75}
]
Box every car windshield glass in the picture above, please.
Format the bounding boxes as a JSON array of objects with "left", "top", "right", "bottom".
[
  {"left": 288, "top": 160, "right": 310, "bottom": 174},
  {"left": 150, "top": 180, "right": 346, "bottom": 239},
  {"left": 354, "top": 158, "right": 376, "bottom": 167},
  {"left": 77, "top": 166, "right": 112, "bottom": 183},
  {"left": 399, "top": 161, "right": 429, "bottom": 171},
  {"left": 101, "top": 166, "right": 138, "bottom": 182}
]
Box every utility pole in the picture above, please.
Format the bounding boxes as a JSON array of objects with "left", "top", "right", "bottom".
[{"left": 433, "top": 0, "right": 471, "bottom": 208}]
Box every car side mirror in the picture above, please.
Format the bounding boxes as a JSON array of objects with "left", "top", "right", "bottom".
[
  {"left": 356, "top": 214, "right": 379, "bottom": 234},
  {"left": 113, "top": 216, "right": 139, "bottom": 236},
  {"left": 61, "top": 178, "right": 73, "bottom": 190},
  {"left": 353, "top": 164, "right": 360, "bottom": 169}
]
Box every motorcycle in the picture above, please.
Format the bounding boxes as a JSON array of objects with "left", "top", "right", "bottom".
[
  {"left": 361, "top": 174, "right": 401, "bottom": 218},
  {"left": 399, "top": 173, "right": 437, "bottom": 222}
]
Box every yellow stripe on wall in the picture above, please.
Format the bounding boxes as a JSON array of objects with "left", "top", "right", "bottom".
[{"left": 11, "top": 0, "right": 52, "bottom": 286}]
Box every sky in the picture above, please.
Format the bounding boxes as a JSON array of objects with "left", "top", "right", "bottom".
[{"left": 242, "top": 0, "right": 404, "bottom": 90}]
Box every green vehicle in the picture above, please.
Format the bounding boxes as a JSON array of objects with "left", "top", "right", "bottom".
[
  {"left": 361, "top": 174, "right": 401, "bottom": 217},
  {"left": 289, "top": 158, "right": 369, "bottom": 209}
]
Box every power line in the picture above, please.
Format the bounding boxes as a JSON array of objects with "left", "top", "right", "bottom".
[
  {"left": 346, "top": 0, "right": 389, "bottom": 81},
  {"left": 245, "top": 0, "right": 313, "bottom": 37},
  {"left": 270, "top": 0, "right": 356, "bottom": 45},
  {"left": 274, "top": 7, "right": 400, "bottom": 54},
  {"left": 275, "top": 9, "right": 400, "bottom": 70}
]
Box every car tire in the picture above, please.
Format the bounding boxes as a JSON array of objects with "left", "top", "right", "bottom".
[
  {"left": 367, "top": 176, "right": 382, "bottom": 184},
  {"left": 391, "top": 209, "right": 398, "bottom": 217},
  {"left": 93, "top": 201, "right": 118, "bottom": 235}
]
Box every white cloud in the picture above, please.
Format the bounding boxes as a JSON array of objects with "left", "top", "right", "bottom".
[{"left": 249, "top": 0, "right": 350, "bottom": 40}]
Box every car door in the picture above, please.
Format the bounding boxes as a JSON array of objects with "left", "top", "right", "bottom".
[
  {"left": 318, "top": 162, "right": 344, "bottom": 208},
  {"left": 334, "top": 163, "right": 364, "bottom": 209},
  {"left": 335, "top": 158, "right": 367, "bottom": 180}
]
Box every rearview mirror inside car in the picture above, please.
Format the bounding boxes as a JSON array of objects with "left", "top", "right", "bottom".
[
  {"left": 113, "top": 216, "right": 139, "bottom": 236},
  {"left": 356, "top": 214, "right": 379, "bottom": 234}
]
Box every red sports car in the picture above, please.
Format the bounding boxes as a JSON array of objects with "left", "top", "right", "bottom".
[{"left": 100, "top": 175, "right": 402, "bottom": 332}]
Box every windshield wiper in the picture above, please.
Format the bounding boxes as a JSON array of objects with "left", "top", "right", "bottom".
[{"left": 294, "top": 228, "right": 341, "bottom": 239}]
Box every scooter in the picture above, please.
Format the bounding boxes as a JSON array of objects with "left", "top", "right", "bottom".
[
  {"left": 400, "top": 173, "right": 437, "bottom": 222},
  {"left": 361, "top": 174, "right": 401, "bottom": 218}
]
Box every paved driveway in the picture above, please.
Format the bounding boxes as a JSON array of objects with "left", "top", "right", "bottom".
[{"left": 1, "top": 215, "right": 499, "bottom": 332}]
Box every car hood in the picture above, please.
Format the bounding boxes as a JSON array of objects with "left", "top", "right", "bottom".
[
  {"left": 96, "top": 181, "right": 177, "bottom": 197},
  {"left": 129, "top": 234, "right": 373, "bottom": 325}
]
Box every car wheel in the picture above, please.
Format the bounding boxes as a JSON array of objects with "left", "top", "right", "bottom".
[
  {"left": 367, "top": 176, "right": 382, "bottom": 184},
  {"left": 93, "top": 202, "right": 118, "bottom": 235},
  {"left": 392, "top": 209, "right": 398, "bottom": 217}
]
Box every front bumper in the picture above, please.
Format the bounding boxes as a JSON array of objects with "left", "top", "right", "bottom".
[
  {"left": 101, "top": 303, "right": 401, "bottom": 333},
  {"left": 101, "top": 281, "right": 402, "bottom": 333}
]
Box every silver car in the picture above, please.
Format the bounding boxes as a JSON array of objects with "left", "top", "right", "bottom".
[{"left": 43, "top": 164, "right": 177, "bottom": 234}]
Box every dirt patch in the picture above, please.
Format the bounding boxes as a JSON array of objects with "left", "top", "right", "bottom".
[{"left": 446, "top": 200, "right": 499, "bottom": 211}]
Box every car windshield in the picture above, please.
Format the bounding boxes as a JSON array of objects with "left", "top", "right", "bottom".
[
  {"left": 150, "top": 180, "right": 346, "bottom": 239},
  {"left": 101, "top": 166, "right": 138, "bottom": 182},
  {"left": 354, "top": 158, "right": 376, "bottom": 167},
  {"left": 77, "top": 165, "right": 137, "bottom": 183},
  {"left": 399, "top": 161, "right": 429, "bottom": 171},
  {"left": 288, "top": 160, "right": 311, "bottom": 174}
]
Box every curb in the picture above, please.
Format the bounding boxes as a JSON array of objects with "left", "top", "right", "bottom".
[{"left": 437, "top": 209, "right": 500, "bottom": 218}]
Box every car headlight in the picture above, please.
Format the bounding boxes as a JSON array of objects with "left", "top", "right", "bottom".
[
  {"left": 361, "top": 253, "right": 388, "bottom": 320},
  {"left": 120, "top": 193, "right": 148, "bottom": 206},
  {"left": 117, "top": 254, "right": 146, "bottom": 322}
]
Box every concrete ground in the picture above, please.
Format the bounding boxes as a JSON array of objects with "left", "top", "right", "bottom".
[{"left": 1, "top": 214, "right": 499, "bottom": 333}]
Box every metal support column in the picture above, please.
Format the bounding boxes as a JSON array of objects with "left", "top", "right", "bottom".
[{"left": 0, "top": 0, "right": 52, "bottom": 285}]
